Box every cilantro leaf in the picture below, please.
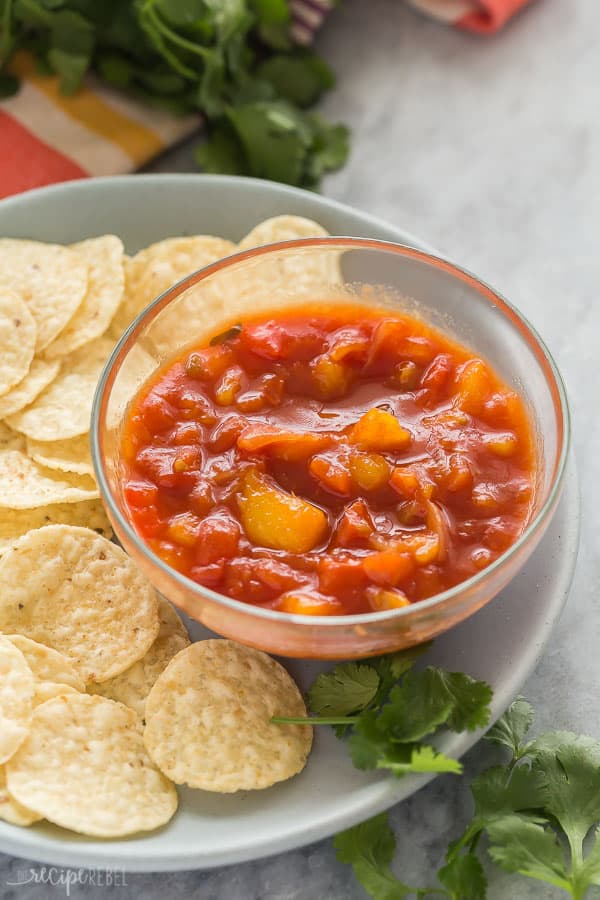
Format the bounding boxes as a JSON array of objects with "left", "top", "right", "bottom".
[
  {"left": 308, "top": 662, "right": 380, "bottom": 717},
  {"left": 257, "top": 52, "right": 334, "bottom": 108},
  {"left": 377, "top": 668, "right": 492, "bottom": 744},
  {"left": 471, "top": 765, "right": 548, "bottom": 821},
  {"left": 486, "top": 815, "right": 573, "bottom": 892},
  {"left": 532, "top": 732, "right": 600, "bottom": 848},
  {"left": 437, "top": 852, "right": 487, "bottom": 900},
  {"left": 334, "top": 813, "right": 413, "bottom": 900},
  {"left": 580, "top": 830, "right": 600, "bottom": 887},
  {"left": 377, "top": 743, "right": 463, "bottom": 778},
  {"left": 485, "top": 697, "right": 534, "bottom": 758},
  {"left": 226, "top": 99, "right": 311, "bottom": 185}
]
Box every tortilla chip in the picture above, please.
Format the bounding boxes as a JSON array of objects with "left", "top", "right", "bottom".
[
  {"left": 43, "top": 235, "right": 125, "bottom": 359},
  {"left": 6, "top": 337, "right": 113, "bottom": 441},
  {"left": 0, "top": 239, "right": 87, "bottom": 352},
  {"left": 0, "top": 359, "right": 60, "bottom": 419},
  {"left": 0, "top": 292, "right": 36, "bottom": 398}
]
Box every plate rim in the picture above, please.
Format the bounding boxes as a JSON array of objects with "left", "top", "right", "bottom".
[{"left": 0, "top": 174, "right": 580, "bottom": 871}]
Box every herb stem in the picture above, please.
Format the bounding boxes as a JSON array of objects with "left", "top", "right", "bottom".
[{"left": 271, "top": 715, "right": 359, "bottom": 726}]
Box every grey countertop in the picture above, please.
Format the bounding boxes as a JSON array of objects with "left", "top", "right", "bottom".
[{"left": 1, "top": 1, "right": 596, "bottom": 897}]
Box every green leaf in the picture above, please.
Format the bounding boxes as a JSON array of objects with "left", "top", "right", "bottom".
[
  {"left": 369, "top": 642, "right": 432, "bottom": 702},
  {"left": 485, "top": 697, "right": 534, "bottom": 758},
  {"left": 250, "top": 0, "right": 289, "bottom": 25},
  {"left": 195, "top": 123, "right": 248, "bottom": 175},
  {"left": 334, "top": 813, "right": 413, "bottom": 900},
  {"left": 308, "top": 662, "right": 380, "bottom": 717},
  {"left": 377, "top": 668, "right": 492, "bottom": 744},
  {"left": 226, "top": 99, "right": 311, "bottom": 184},
  {"left": 348, "top": 710, "right": 390, "bottom": 770},
  {"left": 257, "top": 52, "right": 334, "bottom": 108},
  {"left": 531, "top": 732, "right": 600, "bottom": 848},
  {"left": 438, "top": 853, "right": 487, "bottom": 900},
  {"left": 303, "top": 117, "right": 350, "bottom": 186},
  {"left": 471, "top": 765, "right": 548, "bottom": 821},
  {"left": 486, "top": 815, "right": 573, "bottom": 892},
  {"left": 580, "top": 829, "right": 600, "bottom": 887},
  {"left": 42, "top": 8, "right": 95, "bottom": 93},
  {"left": 154, "top": 0, "right": 208, "bottom": 28},
  {"left": 377, "top": 744, "right": 462, "bottom": 778}
]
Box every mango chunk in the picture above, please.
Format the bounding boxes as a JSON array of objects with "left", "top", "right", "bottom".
[
  {"left": 237, "top": 470, "right": 328, "bottom": 553},
  {"left": 350, "top": 408, "right": 412, "bottom": 452},
  {"left": 237, "top": 425, "right": 332, "bottom": 461}
]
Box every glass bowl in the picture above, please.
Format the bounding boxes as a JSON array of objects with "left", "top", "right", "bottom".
[{"left": 91, "top": 238, "right": 569, "bottom": 659}]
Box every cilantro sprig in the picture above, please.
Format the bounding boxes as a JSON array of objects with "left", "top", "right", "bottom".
[
  {"left": 0, "top": 0, "right": 349, "bottom": 187},
  {"left": 273, "top": 646, "right": 493, "bottom": 780},
  {"left": 334, "top": 697, "right": 600, "bottom": 899}
]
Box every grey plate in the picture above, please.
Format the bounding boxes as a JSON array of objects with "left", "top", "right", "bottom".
[{"left": 0, "top": 175, "right": 580, "bottom": 872}]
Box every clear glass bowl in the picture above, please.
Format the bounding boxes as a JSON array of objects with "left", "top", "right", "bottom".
[{"left": 91, "top": 239, "right": 570, "bottom": 659}]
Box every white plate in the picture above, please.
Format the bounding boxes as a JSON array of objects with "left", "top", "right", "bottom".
[{"left": 0, "top": 175, "right": 580, "bottom": 871}]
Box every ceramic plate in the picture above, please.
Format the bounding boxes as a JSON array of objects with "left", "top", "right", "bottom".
[{"left": 0, "top": 175, "right": 580, "bottom": 871}]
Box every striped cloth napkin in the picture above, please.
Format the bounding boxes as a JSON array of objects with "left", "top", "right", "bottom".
[{"left": 1, "top": 0, "right": 533, "bottom": 200}]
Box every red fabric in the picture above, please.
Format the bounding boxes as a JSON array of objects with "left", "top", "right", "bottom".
[
  {"left": 0, "top": 110, "right": 87, "bottom": 200},
  {"left": 458, "top": 0, "right": 533, "bottom": 33}
]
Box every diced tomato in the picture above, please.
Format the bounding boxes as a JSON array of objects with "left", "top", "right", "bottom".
[
  {"left": 365, "top": 318, "right": 410, "bottom": 372},
  {"left": 123, "top": 479, "right": 158, "bottom": 508},
  {"left": 363, "top": 550, "right": 415, "bottom": 587},
  {"left": 139, "top": 393, "right": 177, "bottom": 433},
  {"left": 318, "top": 556, "right": 367, "bottom": 594},
  {"left": 130, "top": 503, "right": 162, "bottom": 537},
  {"left": 136, "top": 445, "right": 201, "bottom": 489},
  {"left": 241, "top": 321, "right": 326, "bottom": 362},
  {"left": 238, "top": 425, "right": 332, "bottom": 461},
  {"left": 190, "top": 561, "right": 225, "bottom": 588},
  {"left": 194, "top": 514, "right": 241, "bottom": 566},
  {"left": 208, "top": 414, "right": 247, "bottom": 452},
  {"left": 253, "top": 559, "right": 307, "bottom": 592},
  {"left": 185, "top": 345, "right": 233, "bottom": 380},
  {"left": 418, "top": 354, "right": 454, "bottom": 404},
  {"left": 333, "top": 499, "right": 375, "bottom": 547},
  {"left": 328, "top": 326, "right": 370, "bottom": 364},
  {"left": 309, "top": 455, "right": 352, "bottom": 496}
]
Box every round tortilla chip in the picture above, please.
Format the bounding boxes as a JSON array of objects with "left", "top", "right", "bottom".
[
  {"left": 238, "top": 215, "right": 330, "bottom": 249},
  {"left": 0, "top": 525, "right": 160, "bottom": 683},
  {"left": 89, "top": 599, "right": 190, "bottom": 716},
  {"left": 43, "top": 235, "right": 125, "bottom": 359},
  {"left": 6, "top": 694, "right": 178, "bottom": 837},
  {"left": 0, "top": 359, "right": 60, "bottom": 419},
  {"left": 0, "top": 449, "right": 98, "bottom": 509},
  {"left": 0, "top": 292, "right": 36, "bottom": 398},
  {"left": 110, "top": 235, "right": 236, "bottom": 338},
  {"left": 0, "top": 635, "right": 35, "bottom": 765},
  {"left": 6, "top": 337, "right": 113, "bottom": 441},
  {"left": 0, "top": 240, "right": 87, "bottom": 352},
  {"left": 33, "top": 683, "right": 79, "bottom": 706},
  {"left": 4, "top": 636, "right": 85, "bottom": 692},
  {"left": 0, "top": 765, "right": 41, "bottom": 826},
  {"left": 26, "top": 434, "right": 94, "bottom": 478},
  {"left": 0, "top": 499, "right": 111, "bottom": 555},
  {"left": 144, "top": 640, "right": 313, "bottom": 792}
]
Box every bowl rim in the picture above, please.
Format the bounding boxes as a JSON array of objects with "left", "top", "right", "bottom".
[{"left": 91, "top": 236, "right": 571, "bottom": 627}]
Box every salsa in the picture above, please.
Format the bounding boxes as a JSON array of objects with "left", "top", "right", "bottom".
[{"left": 121, "top": 305, "right": 535, "bottom": 616}]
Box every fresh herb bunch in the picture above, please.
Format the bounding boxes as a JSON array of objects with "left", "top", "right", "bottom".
[
  {"left": 273, "top": 645, "right": 493, "bottom": 780},
  {"left": 335, "top": 697, "right": 600, "bottom": 899},
  {"left": 0, "top": 0, "right": 350, "bottom": 188}
]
